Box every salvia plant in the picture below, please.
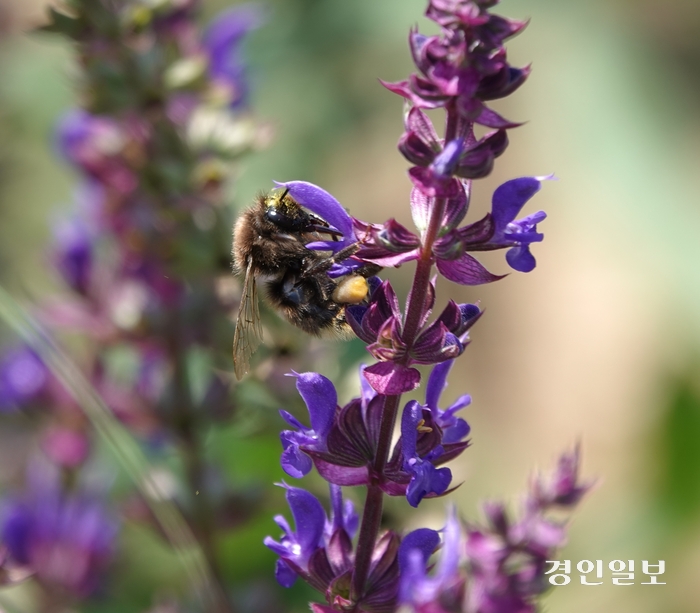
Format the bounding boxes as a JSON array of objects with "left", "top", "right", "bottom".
[
  {"left": 0, "top": 0, "right": 273, "bottom": 611},
  {"left": 0, "top": 0, "right": 589, "bottom": 612},
  {"left": 262, "top": 1, "right": 590, "bottom": 612}
]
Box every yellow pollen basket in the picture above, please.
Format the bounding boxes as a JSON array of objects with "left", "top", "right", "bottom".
[{"left": 332, "top": 276, "right": 369, "bottom": 305}]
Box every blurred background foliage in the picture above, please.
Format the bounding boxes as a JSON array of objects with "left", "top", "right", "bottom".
[{"left": 0, "top": 0, "right": 699, "bottom": 611}]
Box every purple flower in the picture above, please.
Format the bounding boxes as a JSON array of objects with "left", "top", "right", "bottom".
[
  {"left": 0, "top": 347, "right": 48, "bottom": 412},
  {"left": 279, "top": 372, "right": 337, "bottom": 478},
  {"left": 400, "top": 401, "right": 452, "bottom": 507},
  {"left": 1, "top": 484, "right": 117, "bottom": 595},
  {"left": 55, "top": 110, "right": 137, "bottom": 194},
  {"left": 474, "top": 176, "right": 549, "bottom": 273},
  {"left": 203, "top": 4, "right": 263, "bottom": 109},
  {"left": 52, "top": 216, "right": 93, "bottom": 294},
  {"left": 397, "top": 450, "right": 590, "bottom": 612},
  {"left": 278, "top": 369, "right": 469, "bottom": 502},
  {"left": 400, "top": 108, "right": 509, "bottom": 194},
  {"left": 426, "top": 360, "right": 472, "bottom": 444},
  {"left": 325, "top": 484, "right": 359, "bottom": 542},
  {"left": 264, "top": 483, "right": 358, "bottom": 590},
  {"left": 264, "top": 484, "right": 327, "bottom": 588},
  {"left": 529, "top": 445, "right": 590, "bottom": 508},
  {"left": 275, "top": 181, "right": 357, "bottom": 252},
  {"left": 355, "top": 176, "right": 548, "bottom": 284},
  {"left": 383, "top": 1, "right": 529, "bottom": 126},
  {"left": 41, "top": 427, "right": 91, "bottom": 469},
  {"left": 346, "top": 279, "right": 481, "bottom": 385},
  {"left": 399, "top": 507, "right": 463, "bottom": 609}
]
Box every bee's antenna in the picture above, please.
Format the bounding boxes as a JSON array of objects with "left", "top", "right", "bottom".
[{"left": 279, "top": 188, "right": 290, "bottom": 200}]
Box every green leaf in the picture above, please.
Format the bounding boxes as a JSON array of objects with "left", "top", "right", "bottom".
[
  {"left": 36, "top": 7, "right": 84, "bottom": 39},
  {"left": 656, "top": 372, "right": 700, "bottom": 524}
]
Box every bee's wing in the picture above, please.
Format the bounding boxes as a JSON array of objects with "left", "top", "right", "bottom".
[{"left": 232, "top": 259, "right": 263, "bottom": 380}]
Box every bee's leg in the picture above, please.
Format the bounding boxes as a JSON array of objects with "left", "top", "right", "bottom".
[{"left": 302, "top": 242, "right": 361, "bottom": 276}]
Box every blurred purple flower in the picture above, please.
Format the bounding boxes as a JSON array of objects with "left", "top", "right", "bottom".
[
  {"left": 41, "top": 427, "right": 90, "bottom": 469},
  {"left": 399, "top": 507, "right": 463, "bottom": 609},
  {"left": 203, "top": 4, "right": 263, "bottom": 109},
  {"left": 1, "top": 484, "right": 117, "bottom": 595},
  {"left": 0, "top": 347, "right": 48, "bottom": 412},
  {"left": 52, "top": 217, "right": 93, "bottom": 294},
  {"left": 397, "top": 449, "right": 590, "bottom": 613},
  {"left": 55, "top": 110, "right": 137, "bottom": 194}
]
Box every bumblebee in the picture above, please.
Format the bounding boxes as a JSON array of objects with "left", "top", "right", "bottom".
[{"left": 231, "top": 188, "right": 378, "bottom": 379}]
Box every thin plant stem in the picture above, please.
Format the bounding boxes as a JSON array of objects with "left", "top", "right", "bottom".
[
  {"left": 0, "top": 285, "right": 228, "bottom": 613},
  {"left": 350, "top": 103, "right": 465, "bottom": 605}
]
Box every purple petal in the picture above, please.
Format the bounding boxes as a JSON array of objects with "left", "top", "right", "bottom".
[
  {"left": 363, "top": 362, "right": 421, "bottom": 395},
  {"left": 360, "top": 249, "right": 420, "bottom": 268},
  {"left": 399, "top": 549, "right": 427, "bottom": 604},
  {"left": 359, "top": 365, "right": 376, "bottom": 410},
  {"left": 54, "top": 109, "right": 94, "bottom": 162},
  {"left": 327, "top": 259, "right": 367, "bottom": 278},
  {"left": 400, "top": 400, "right": 423, "bottom": 460},
  {"left": 442, "top": 181, "right": 470, "bottom": 231},
  {"left": 276, "top": 181, "right": 355, "bottom": 247},
  {"left": 310, "top": 604, "right": 340, "bottom": 613},
  {"left": 445, "top": 394, "right": 472, "bottom": 416},
  {"left": 283, "top": 485, "right": 326, "bottom": 558},
  {"left": 426, "top": 361, "right": 453, "bottom": 411},
  {"left": 1, "top": 501, "right": 32, "bottom": 564},
  {"left": 203, "top": 5, "right": 262, "bottom": 107},
  {"left": 405, "top": 463, "right": 452, "bottom": 507},
  {"left": 53, "top": 217, "right": 92, "bottom": 294},
  {"left": 410, "top": 184, "right": 469, "bottom": 236},
  {"left": 506, "top": 244, "right": 536, "bottom": 272},
  {"left": 435, "top": 507, "right": 462, "bottom": 581},
  {"left": 289, "top": 372, "right": 336, "bottom": 439},
  {"left": 437, "top": 252, "right": 505, "bottom": 285},
  {"left": 0, "top": 347, "right": 48, "bottom": 411},
  {"left": 405, "top": 107, "right": 440, "bottom": 148},
  {"left": 491, "top": 177, "right": 543, "bottom": 231},
  {"left": 329, "top": 484, "right": 358, "bottom": 538},
  {"left": 279, "top": 409, "right": 306, "bottom": 431},
  {"left": 431, "top": 139, "right": 464, "bottom": 178},
  {"left": 399, "top": 528, "right": 441, "bottom": 573},
  {"left": 410, "top": 187, "right": 433, "bottom": 234},
  {"left": 280, "top": 444, "right": 313, "bottom": 479},
  {"left": 274, "top": 559, "right": 298, "bottom": 588},
  {"left": 457, "top": 213, "right": 495, "bottom": 246},
  {"left": 204, "top": 5, "right": 263, "bottom": 55},
  {"left": 442, "top": 418, "right": 470, "bottom": 444}
]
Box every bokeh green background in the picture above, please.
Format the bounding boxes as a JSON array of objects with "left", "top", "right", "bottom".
[{"left": 1, "top": 0, "right": 700, "bottom": 611}]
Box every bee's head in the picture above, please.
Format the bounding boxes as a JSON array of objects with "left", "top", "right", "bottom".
[{"left": 263, "top": 189, "right": 322, "bottom": 233}]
